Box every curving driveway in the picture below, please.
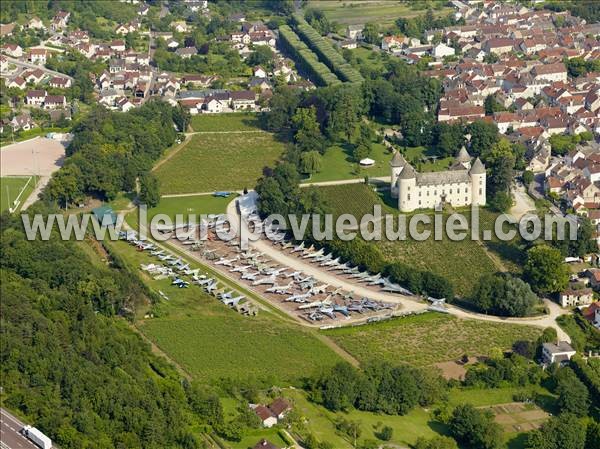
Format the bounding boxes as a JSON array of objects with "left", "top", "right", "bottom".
[{"left": 225, "top": 197, "right": 571, "bottom": 342}]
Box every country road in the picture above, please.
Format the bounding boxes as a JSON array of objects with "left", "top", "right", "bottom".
[{"left": 3, "top": 55, "right": 74, "bottom": 80}]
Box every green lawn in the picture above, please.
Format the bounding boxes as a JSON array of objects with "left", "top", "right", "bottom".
[
  {"left": 228, "top": 428, "right": 288, "bottom": 449},
  {"left": 155, "top": 133, "right": 285, "bottom": 194},
  {"left": 307, "top": 0, "right": 452, "bottom": 25},
  {"left": 190, "top": 112, "right": 262, "bottom": 132},
  {"left": 305, "top": 144, "right": 453, "bottom": 184},
  {"left": 323, "top": 313, "right": 542, "bottom": 367},
  {"left": 108, "top": 240, "right": 343, "bottom": 384},
  {"left": 0, "top": 176, "right": 36, "bottom": 212}
]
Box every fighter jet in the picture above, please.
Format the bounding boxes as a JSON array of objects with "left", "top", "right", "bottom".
[
  {"left": 291, "top": 242, "right": 305, "bottom": 253},
  {"left": 150, "top": 249, "right": 165, "bottom": 256},
  {"left": 307, "top": 311, "right": 324, "bottom": 321},
  {"left": 183, "top": 268, "right": 200, "bottom": 276},
  {"left": 281, "top": 241, "right": 293, "bottom": 250},
  {"left": 308, "top": 284, "right": 329, "bottom": 295},
  {"left": 205, "top": 280, "right": 219, "bottom": 294},
  {"left": 303, "top": 248, "right": 324, "bottom": 259},
  {"left": 344, "top": 266, "right": 360, "bottom": 275},
  {"left": 218, "top": 290, "right": 235, "bottom": 300},
  {"left": 223, "top": 295, "right": 245, "bottom": 307},
  {"left": 168, "top": 257, "right": 183, "bottom": 266},
  {"left": 298, "top": 297, "right": 331, "bottom": 310},
  {"left": 313, "top": 253, "right": 330, "bottom": 263},
  {"left": 381, "top": 278, "right": 414, "bottom": 295},
  {"left": 196, "top": 277, "right": 215, "bottom": 286},
  {"left": 215, "top": 257, "right": 238, "bottom": 267},
  {"left": 319, "top": 306, "right": 336, "bottom": 319},
  {"left": 176, "top": 263, "right": 190, "bottom": 272},
  {"left": 265, "top": 281, "right": 294, "bottom": 294},
  {"left": 252, "top": 275, "right": 276, "bottom": 286},
  {"left": 284, "top": 271, "right": 302, "bottom": 279},
  {"left": 172, "top": 278, "right": 190, "bottom": 288},
  {"left": 331, "top": 262, "right": 350, "bottom": 271},
  {"left": 333, "top": 305, "right": 350, "bottom": 317},
  {"left": 263, "top": 267, "right": 287, "bottom": 277},
  {"left": 241, "top": 271, "right": 259, "bottom": 281},
  {"left": 321, "top": 257, "right": 340, "bottom": 267},
  {"left": 230, "top": 265, "right": 252, "bottom": 273},
  {"left": 158, "top": 254, "right": 174, "bottom": 261},
  {"left": 364, "top": 273, "right": 382, "bottom": 284},
  {"left": 285, "top": 292, "right": 311, "bottom": 303}
]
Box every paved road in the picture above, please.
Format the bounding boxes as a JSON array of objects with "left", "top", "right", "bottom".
[
  {"left": 225, "top": 197, "right": 572, "bottom": 341},
  {"left": 0, "top": 409, "right": 40, "bottom": 449},
  {"left": 3, "top": 55, "right": 73, "bottom": 80},
  {"left": 510, "top": 184, "right": 536, "bottom": 220}
]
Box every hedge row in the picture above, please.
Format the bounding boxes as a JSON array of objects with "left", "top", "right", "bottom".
[
  {"left": 571, "top": 356, "right": 600, "bottom": 406},
  {"left": 291, "top": 14, "right": 364, "bottom": 84},
  {"left": 279, "top": 25, "right": 341, "bottom": 86}
]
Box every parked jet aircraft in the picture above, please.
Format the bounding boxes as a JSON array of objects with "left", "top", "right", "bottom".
[
  {"left": 265, "top": 282, "right": 294, "bottom": 294},
  {"left": 252, "top": 275, "right": 276, "bottom": 286}
]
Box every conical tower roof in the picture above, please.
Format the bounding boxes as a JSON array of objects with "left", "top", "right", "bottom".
[
  {"left": 398, "top": 163, "right": 416, "bottom": 180},
  {"left": 470, "top": 157, "right": 486, "bottom": 174},
  {"left": 390, "top": 150, "right": 406, "bottom": 167},
  {"left": 456, "top": 146, "right": 471, "bottom": 163}
]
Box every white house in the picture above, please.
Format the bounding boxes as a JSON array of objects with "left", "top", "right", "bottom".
[
  {"left": 1, "top": 43, "right": 23, "bottom": 57},
  {"left": 432, "top": 43, "right": 455, "bottom": 59},
  {"left": 559, "top": 288, "right": 594, "bottom": 307},
  {"left": 346, "top": 24, "right": 364, "bottom": 40},
  {"left": 541, "top": 341, "right": 576, "bottom": 365},
  {"left": 25, "top": 90, "right": 47, "bottom": 107},
  {"left": 253, "top": 405, "right": 277, "bottom": 428}
]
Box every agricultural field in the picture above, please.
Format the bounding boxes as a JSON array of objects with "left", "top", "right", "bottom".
[
  {"left": 323, "top": 313, "right": 543, "bottom": 367},
  {"left": 155, "top": 132, "right": 286, "bottom": 194},
  {"left": 318, "top": 183, "right": 395, "bottom": 219},
  {"left": 0, "top": 176, "right": 36, "bottom": 212},
  {"left": 190, "top": 112, "right": 262, "bottom": 132},
  {"left": 307, "top": 0, "right": 452, "bottom": 25},
  {"left": 107, "top": 240, "right": 343, "bottom": 384}
]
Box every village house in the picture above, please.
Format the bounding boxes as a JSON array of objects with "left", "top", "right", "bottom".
[
  {"left": 28, "top": 48, "right": 48, "bottom": 65},
  {"left": 541, "top": 341, "right": 576, "bottom": 365},
  {"left": 253, "top": 405, "right": 277, "bottom": 428},
  {"left": 25, "top": 90, "right": 47, "bottom": 107},
  {"left": 10, "top": 114, "right": 35, "bottom": 131},
  {"left": 52, "top": 10, "right": 70, "bottom": 30},
  {"left": 44, "top": 95, "right": 67, "bottom": 110},
  {"left": 49, "top": 76, "right": 72, "bottom": 89},
  {"left": 175, "top": 47, "right": 197, "bottom": 59},
  {"left": 28, "top": 17, "right": 45, "bottom": 30},
  {"left": 230, "top": 90, "right": 256, "bottom": 110},
  {"left": 346, "top": 24, "right": 364, "bottom": 40},
  {"left": 559, "top": 288, "right": 594, "bottom": 307},
  {"left": 1, "top": 43, "right": 23, "bottom": 58},
  {"left": 7, "top": 76, "right": 26, "bottom": 90}
]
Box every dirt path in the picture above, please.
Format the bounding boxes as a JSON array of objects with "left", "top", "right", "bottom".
[
  {"left": 311, "top": 332, "right": 360, "bottom": 367},
  {"left": 151, "top": 134, "right": 193, "bottom": 172},
  {"left": 128, "top": 322, "right": 193, "bottom": 380}
]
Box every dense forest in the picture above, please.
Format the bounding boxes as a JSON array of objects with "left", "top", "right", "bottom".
[
  {"left": 0, "top": 205, "right": 216, "bottom": 449},
  {"left": 43, "top": 101, "right": 188, "bottom": 206}
]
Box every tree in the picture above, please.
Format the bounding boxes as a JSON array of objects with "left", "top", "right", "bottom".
[
  {"left": 362, "top": 22, "right": 379, "bottom": 44},
  {"left": 326, "top": 85, "right": 363, "bottom": 142},
  {"left": 483, "top": 52, "right": 499, "bottom": 63},
  {"left": 488, "top": 191, "right": 512, "bottom": 212},
  {"left": 471, "top": 273, "right": 539, "bottom": 317},
  {"left": 247, "top": 45, "right": 275, "bottom": 69},
  {"left": 300, "top": 151, "right": 323, "bottom": 175},
  {"left": 264, "top": 85, "right": 301, "bottom": 130},
  {"left": 414, "top": 436, "right": 459, "bottom": 449},
  {"left": 449, "top": 404, "right": 502, "bottom": 449},
  {"left": 526, "top": 413, "right": 585, "bottom": 449},
  {"left": 484, "top": 95, "right": 506, "bottom": 115},
  {"left": 433, "top": 122, "right": 465, "bottom": 157},
  {"left": 375, "top": 425, "right": 393, "bottom": 441},
  {"left": 292, "top": 106, "right": 325, "bottom": 153},
  {"left": 586, "top": 420, "right": 600, "bottom": 449},
  {"left": 466, "top": 121, "right": 499, "bottom": 157},
  {"left": 522, "top": 170, "right": 534, "bottom": 186},
  {"left": 139, "top": 173, "right": 160, "bottom": 207},
  {"left": 524, "top": 245, "right": 569, "bottom": 294},
  {"left": 555, "top": 367, "right": 590, "bottom": 416}
]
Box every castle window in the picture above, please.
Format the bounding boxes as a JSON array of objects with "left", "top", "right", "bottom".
[
  {"left": 479, "top": 188, "right": 482, "bottom": 194},
  {"left": 449, "top": 189, "right": 452, "bottom": 194},
  {"left": 419, "top": 191, "right": 422, "bottom": 197},
  {"left": 408, "top": 194, "right": 411, "bottom": 200},
  {"left": 419, "top": 200, "right": 421, "bottom": 206}
]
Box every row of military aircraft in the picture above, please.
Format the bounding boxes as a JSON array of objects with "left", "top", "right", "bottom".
[{"left": 121, "top": 231, "right": 249, "bottom": 311}]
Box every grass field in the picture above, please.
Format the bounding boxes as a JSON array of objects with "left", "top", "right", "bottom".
[
  {"left": 305, "top": 144, "right": 452, "bottom": 184},
  {"left": 108, "top": 240, "right": 343, "bottom": 384},
  {"left": 307, "top": 0, "right": 452, "bottom": 25},
  {"left": 155, "top": 133, "right": 285, "bottom": 194},
  {"left": 285, "top": 384, "right": 551, "bottom": 449},
  {"left": 323, "top": 313, "right": 542, "bottom": 367},
  {"left": 319, "top": 183, "right": 396, "bottom": 219},
  {"left": 190, "top": 112, "right": 262, "bottom": 133},
  {"left": 0, "top": 176, "right": 36, "bottom": 212}
]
